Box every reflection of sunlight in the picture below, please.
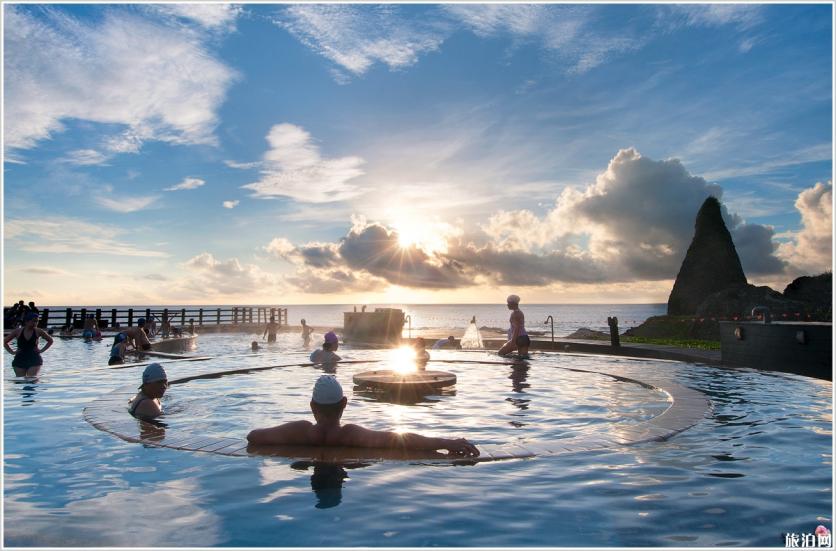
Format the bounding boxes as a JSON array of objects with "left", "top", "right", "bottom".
[{"left": 391, "top": 346, "right": 417, "bottom": 374}]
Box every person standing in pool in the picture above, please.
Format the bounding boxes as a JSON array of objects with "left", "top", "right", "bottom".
[
  {"left": 497, "top": 294, "right": 530, "bottom": 356},
  {"left": 128, "top": 363, "right": 169, "bottom": 419},
  {"left": 310, "top": 331, "right": 341, "bottom": 363},
  {"left": 4, "top": 311, "right": 53, "bottom": 377},
  {"left": 247, "top": 375, "right": 479, "bottom": 456},
  {"left": 301, "top": 319, "right": 314, "bottom": 342},
  {"left": 109, "top": 333, "right": 128, "bottom": 365},
  {"left": 263, "top": 315, "right": 278, "bottom": 343}
]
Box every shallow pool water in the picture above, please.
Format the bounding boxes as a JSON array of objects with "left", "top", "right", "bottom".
[{"left": 3, "top": 333, "right": 832, "bottom": 546}]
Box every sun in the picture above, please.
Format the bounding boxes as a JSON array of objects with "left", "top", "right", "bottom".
[{"left": 389, "top": 210, "right": 456, "bottom": 255}]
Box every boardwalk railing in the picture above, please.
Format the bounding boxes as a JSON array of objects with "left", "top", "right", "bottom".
[{"left": 5, "top": 306, "right": 288, "bottom": 331}]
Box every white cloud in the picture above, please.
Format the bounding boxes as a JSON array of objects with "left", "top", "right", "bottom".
[
  {"left": 275, "top": 5, "right": 447, "bottom": 78},
  {"left": 241, "top": 123, "right": 365, "bottom": 203},
  {"left": 181, "top": 252, "right": 279, "bottom": 296},
  {"left": 6, "top": 217, "right": 168, "bottom": 257},
  {"left": 62, "top": 149, "right": 110, "bottom": 166},
  {"left": 777, "top": 181, "right": 833, "bottom": 275},
  {"left": 5, "top": 6, "right": 237, "bottom": 153},
  {"left": 222, "top": 200, "right": 239, "bottom": 209},
  {"left": 675, "top": 4, "right": 763, "bottom": 30},
  {"left": 19, "top": 266, "right": 72, "bottom": 276},
  {"left": 95, "top": 195, "right": 158, "bottom": 213},
  {"left": 444, "top": 4, "right": 643, "bottom": 74},
  {"left": 224, "top": 160, "right": 261, "bottom": 170},
  {"left": 148, "top": 4, "right": 243, "bottom": 32},
  {"left": 164, "top": 177, "right": 205, "bottom": 191}
]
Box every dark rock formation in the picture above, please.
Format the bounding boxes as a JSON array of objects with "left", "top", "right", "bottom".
[
  {"left": 623, "top": 315, "right": 720, "bottom": 341},
  {"left": 667, "top": 197, "right": 747, "bottom": 315},
  {"left": 695, "top": 283, "right": 808, "bottom": 320},
  {"left": 783, "top": 272, "right": 832, "bottom": 314},
  {"left": 565, "top": 328, "right": 610, "bottom": 340}
]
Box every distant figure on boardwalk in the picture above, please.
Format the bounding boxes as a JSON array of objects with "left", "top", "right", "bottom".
[
  {"left": 247, "top": 375, "right": 479, "bottom": 456},
  {"left": 120, "top": 319, "right": 152, "bottom": 351},
  {"left": 263, "top": 316, "right": 278, "bottom": 343},
  {"left": 497, "top": 294, "right": 530, "bottom": 356},
  {"left": 109, "top": 333, "right": 128, "bottom": 365},
  {"left": 4, "top": 311, "right": 53, "bottom": 377},
  {"left": 301, "top": 319, "right": 314, "bottom": 342},
  {"left": 82, "top": 315, "right": 101, "bottom": 341},
  {"left": 128, "top": 363, "right": 168, "bottom": 419},
  {"left": 432, "top": 336, "right": 460, "bottom": 350},
  {"left": 310, "top": 331, "right": 341, "bottom": 364}
]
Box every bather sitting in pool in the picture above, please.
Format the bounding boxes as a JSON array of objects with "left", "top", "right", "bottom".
[
  {"left": 310, "top": 331, "right": 341, "bottom": 364},
  {"left": 413, "top": 337, "right": 430, "bottom": 363},
  {"left": 128, "top": 363, "right": 169, "bottom": 419},
  {"left": 247, "top": 375, "right": 479, "bottom": 457}
]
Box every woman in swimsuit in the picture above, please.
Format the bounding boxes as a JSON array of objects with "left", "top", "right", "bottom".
[
  {"left": 497, "top": 294, "right": 530, "bottom": 357},
  {"left": 109, "top": 333, "right": 128, "bottom": 365},
  {"left": 128, "top": 363, "right": 168, "bottom": 419},
  {"left": 4, "top": 311, "right": 53, "bottom": 376}
]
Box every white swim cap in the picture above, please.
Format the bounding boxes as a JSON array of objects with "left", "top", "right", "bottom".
[
  {"left": 506, "top": 294, "right": 521, "bottom": 304},
  {"left": 312, "top": 375, "right": 344, "bottom": 405}
]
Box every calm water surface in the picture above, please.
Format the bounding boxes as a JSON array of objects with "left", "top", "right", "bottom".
[{"left": 3, "top": 332, "right": 831, "bottom": 546}]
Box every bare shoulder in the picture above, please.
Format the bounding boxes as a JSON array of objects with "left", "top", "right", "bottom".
[{"left": 247, "top": 420, "right": 315, "bottom": 445}]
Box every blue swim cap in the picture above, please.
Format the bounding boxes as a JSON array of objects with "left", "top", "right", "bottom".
[
  {"left": 23, "top": 311, "right": 38, "bottom": 322},
  {"left": 142, "top": 363, "right": 167, "bottom": 384}
]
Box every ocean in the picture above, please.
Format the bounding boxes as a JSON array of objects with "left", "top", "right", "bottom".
[{"left": 41, "top": 303, "right": 666, "bottom": 337}]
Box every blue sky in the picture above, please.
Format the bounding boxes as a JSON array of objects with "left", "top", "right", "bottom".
[{"left": 3, "top": 3, "right": 833, "bottom": 305}]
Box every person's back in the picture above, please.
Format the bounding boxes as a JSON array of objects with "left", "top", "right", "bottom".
[{"left": 247, "top": 375, "right": 478, "bottom": 456}]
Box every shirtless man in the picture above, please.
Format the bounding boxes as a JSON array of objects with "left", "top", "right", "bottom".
[
  {"left": 263, "top": 316, "right": 278, "bottom": 343},
  {"left": 121, "top": 319, "right": 152, "bottom": 351},
  {"left": 247, "top": 375, "right": 479, "bottom": 457},
  {"left": 497, "top": 294, "right": 530, "bottom": 356},
  {"left": 300, "top": 319, "right": 314, "bottom": 342}
]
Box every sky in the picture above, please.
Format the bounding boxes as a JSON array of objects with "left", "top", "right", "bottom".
[{"left": 3, "top": 3, "right": 833, "bottom": 306}]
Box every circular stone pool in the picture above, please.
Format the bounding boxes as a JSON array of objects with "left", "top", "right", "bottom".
[
  {"left": 84, "top": 352, "right": 710, "bottom": 462},
  {"left": 5, "top": 338, "right": 832, "bottom": 547}
]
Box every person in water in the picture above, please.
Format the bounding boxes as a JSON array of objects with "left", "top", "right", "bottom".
[
  {"left": 251, "top": 341, "right": 260, "bottom": 352},
  {"left": 432, "top": 336, "right": 460, "bottom": 350},
  {"left": 301, "top": 319, "right": 314, "bottom": 342},
  {"left": 82, "top": 314, "right": 101, "bottom": 340},
  {"left": 4, "top": 311, "right": 53, "bottom": 377},
  {"left": 247, "top": 375, "right": 479, "bottom": 456},
  {"left": 128, "top": 363, "right": 168, "bottom": 419},
  {"left": 263, "top": 316, "right": 278, "bottom": 343},
  {"left": 120, "top": 319, "right": 152, "bottom": 352},
  {"left": 497, "top": 294, "right": 530, "bottom": 356},
  {"left": 310, "top": 331, "right": 341, "bottom": 363},
  {"left": 109, "top": 333, "right": 128, "bottom": 365}
]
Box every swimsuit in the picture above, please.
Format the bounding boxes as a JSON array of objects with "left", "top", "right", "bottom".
[
  {"left": 128, "top": 394, "right": 153, "bottom": 417},
  {"left": 508, "top": 312, "right": 530, "bottom": 347},
  {"left": 12, "top": 329, "right": 42, "bottom": 369},
  {"left": 109, "top": 343, "right": 125, "bottom": 365}
]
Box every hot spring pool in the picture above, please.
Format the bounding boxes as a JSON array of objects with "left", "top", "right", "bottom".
[{"left": 3, "top": 332, "right": 832, "bottom": 546}]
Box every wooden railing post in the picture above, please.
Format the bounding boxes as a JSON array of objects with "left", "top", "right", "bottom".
[
  {"left": 65, "top": 308, "right": 72, "bottom": 328},
  {"left": 95, "top": 308, "right": 102, "bottom": 328},
  {"left": 80, "top": 308, "right": 87, "bottom": 327},
  {"left": 111, "top": 308, "right": 117, "bottom": 329},
  {"left": 181, "top": 308, "right": 186, "bottom": 325},
  {"left": 199, "top": 308, "right": 204, "bottom": 326},
  {"left": 128, "top": 309, "right": 134, "bottom": 327},
  {"left": 145, "top": 308, "right": 151, "bottom": 323},
  {"left": 39, "top": 308, "right": 49, "bottom": 329},
  {"left": 216, "top": 308, "right": 221, "bottom": 325}
]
